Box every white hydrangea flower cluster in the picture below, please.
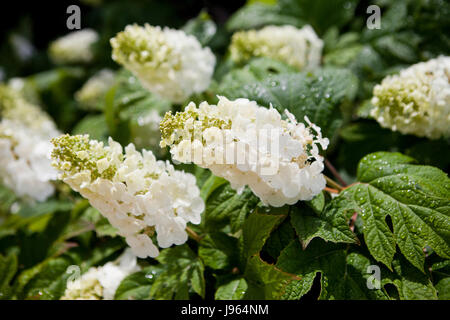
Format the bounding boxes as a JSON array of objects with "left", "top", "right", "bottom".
[
  {"left": 160, "top": 96, "right": 329, "bottom": 207},
  {"left": 51, "top": 134, "right": 204, "bottom": 258},
  {"left": 61, "top": 249, "right": 140, "bottom": 300},
  {"left": 371, "top": 56, "right": 450, "bottom": 139},
  {"left": 0, "top": 85, "right": 59, "bottom": 201},
  {"left": 110, "top": 24, "right": 216, "bottom": 103},
  {"left": 49, "top": 29, "right": 99, "bottom": 65},
  {"left": 75, "top": 69, "right": 115, "bottom": 109},
  {"left": 230, "top": 25, "right": 323, "bottom": 71}
]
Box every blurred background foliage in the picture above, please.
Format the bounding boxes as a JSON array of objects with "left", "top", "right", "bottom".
[{"left": 0, "top": 0, "right": 449, "bottom": 300}]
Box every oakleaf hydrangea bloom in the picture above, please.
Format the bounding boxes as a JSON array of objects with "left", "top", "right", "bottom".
[
  {"left": 51, "top": 134, "right": 204, "bottom": 258},
  {"left": 230, "top": 25, "right": 323, "bottom": 71},
  {"left": 0, "top": 85, "right": 59, "bottom": 201},
  {"left": 75, "top": 69, "right": 115, "bottom": 110},
  {"left": 61, "top": 249, "right": 140, "bottom": 300},
  {"left": 160, "top": 96, "right": 329, "bottom": 207},
  {"left": 49, "top": 29, "right": 99, "bottom": 65},
  {"left": 371, "top": 56, "right": 450, "bottom": 139},
  {"left": 110, "top": 24, "right": 216, "bottom": 103}
]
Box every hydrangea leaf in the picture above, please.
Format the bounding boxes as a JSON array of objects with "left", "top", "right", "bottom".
[
  {"left": 220, "top": 68, "right": 358, "bottom": 139},
  {"left": 227, "top": 0, "right": 358, "bottom": 35},
  {"left": 199, "top": 232, "right": 239, "bottom": 271},
  {"left": 244, "top": 254, "right": 302, "bottom": 300},
  {"left": 226, "top": 3, "right": 304, "bottom": 32},
  {"left": 14, "top": 255, "right": 76, "bottom": 300},
  {"left": 215, "top": 277, "right": 248, "bottom": 300},
  {"left": 72, "top": 114, "right": 109, "bottom": 143},
  {"left": 381, "top": 256, "right": 438, "bottom": 300},
  {"left": 13, "top": 238, "right": 124, "bottom": 300},
  {"left": 204, "top": 183, "right": 259, "bottom": 233},
  {"left": 182, "top": 10, "right": 217, "bottom": 47},
  {"left": 199, "top": 173, "right": 227, "bottom": 202},
  {"left": 276, "top": 239, "right": 390, "bottom": 300},
  {"left": 263, "top": 219, "right": 296, "bottom": 260},
  {"left": 104, "top": 70, "right": 171, "bottom": 149},
  {"left": 242, "top": 207, "right": 287, "bottom": 262},
  {"left": 0, "top": 184, "right": 16, "bottom": 215},
  {"left": 114, "top": 266, "right": 164, "bottom": 300},
  {"left": 16, "top": 200, "right": 73, "bottom": 219},
  {"left": 219, "top": 57, "right": 297, "bottom": 93},
  {"left": 151, "top": 245, "right": 205, "bottom": 299},
  {"left": 327, "top": 152, "right": 450, "bottom": 271},
  {"left": 435, "top": 278, "right": 450, "bottom": 300},
  {"left": 239, "top": 208, "right": 305, "bottom": 299},
  {"left": 15, "top": 210, "right": 72, "bottom": 269},
  {"left": 307, "top": 191, "right": 326, "bottom": 214},
  {"left": 0, "top": 253, "right": 17, "bottom": 299},
  {"left": 290, "top": 200, "right": 358, "bottom": 249}
]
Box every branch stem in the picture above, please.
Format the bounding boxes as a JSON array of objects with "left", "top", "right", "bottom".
[
  {"left": 324, "top": 175, "right": 344, "bottom": 192},
  {"left": 325, "top": 159, "right": 347, "bottom": 187},
  {"left": 324, "top": 187, "right": 339, "bottom": 194},
  {"left": 186, "top": 226, "right": 202, "bottom": 243}
]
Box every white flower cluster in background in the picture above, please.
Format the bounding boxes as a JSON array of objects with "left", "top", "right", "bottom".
[
  {"left": 229, "top": 25, "right": 323, "bottom": 71},
  {"left": 371, "top": 56, "right": 450, "bottom": 139},
  {"left": 75, "top": 69, "right": 115, "bottom": 110},
  {"left": 49, "top": 29, "right": 99, "bottom": 65},
  {"left": 0, "top": 85, "right": 59, "bottom": 201},
  {"left": 110, "top": 24, "right": 216, "bottom": 103},
  {"left": 160, "top": 96, "right": 329, "bottom": 207},
  {"left": 61, "top": 249, "right": 140, "bottom": 300},
  {"left": 51, "top": 134, "right": 204, "bottom": 258}
]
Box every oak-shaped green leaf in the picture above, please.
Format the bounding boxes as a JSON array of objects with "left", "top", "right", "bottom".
[
  {"left": 14, "top": 239, "right": 124, "bottom": 300},
  {"left": 182, "top": 10, "right": 217, "bottom": 47},
  {"left": 150, "top": 245, "right": 205, "bottom": 299},
  {"left": 220, "top": 68, "right": 358, "bottom": 139},
  {"left": 290, "top": 200, "right": 358, "bottom": 249},
  {"left": 244, "top": 254, "right": 302, "bottom": 300},
  {"left": 14, "top": 255, "right": 76, "bottom": 300},
  {"left": 327, "top": 152, "right": 450, "bottom": 271},
  {"left": 115, "top": 266, "right": 164, "bottom": 300},
  {"left": 435, "top": 278, "right": 450, "bottom": 300},
  {"left": 0, "top": 253, "right": 18, "bottom": 299},
  {"left": 219, "top": 57, "right": 297, "bottom": 93},
  {"left": 263, "top": 219, "right": 296, "bottom": 260},
  {"left": 215, "top": 277, "right": 248, "bottom": 300},
  {"left": 381, "top": 256, "right": 438, "bottom": 300},
  {"left": 276, "top": 239, "right": 390, "bottom": 300},
  {"left": 204, "top": 183, "right": 259, "bottom": 233},
  {"left": 104, "top": 69, "right": 171, "bottom": 150},
  {"left": 227, "top": 0, "right": 358, "bottom": 35},
  {"left": 242, "top": 207, "right": 287, "bottom": 262},
  {"left": 199, "top": 232, "right": 239, "bottom": 271},
  {"left": 72, "top": 114, "right": 109, "bottom": 143},
  {"left": 239, "top": 207, "right": 304, "bottom": 299},
  {"left": 0, "top": 184, "right": 16, "bottom": 215}
]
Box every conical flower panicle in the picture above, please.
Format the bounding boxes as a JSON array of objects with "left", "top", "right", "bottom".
[
  {"left": 51, "top": 134, "right": 204, "bottom": 258},
  {"left": 110, "top": 24, "right": 215, "bottom": 103},
  {"left": 160, "top": 96, "right": 329, "bottom": 207},
  {"left": 371, "top": 56, "right": 450, "bottom": 139}
]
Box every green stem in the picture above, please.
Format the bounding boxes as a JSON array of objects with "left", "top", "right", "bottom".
[
  {"left": 324, "top": 175, "right": 344, "bottom": 192},
  {"left": 186, "top": 226, "right": 202, "bottom": 243}
]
